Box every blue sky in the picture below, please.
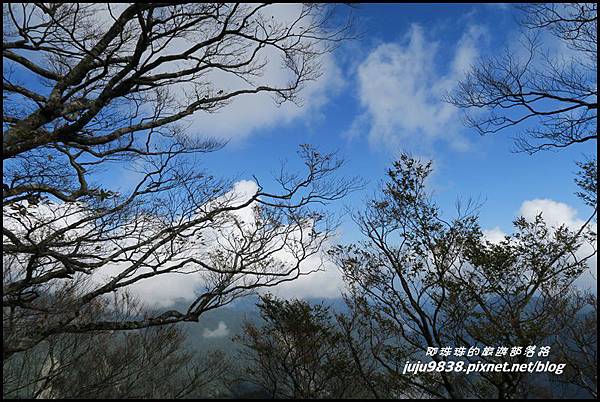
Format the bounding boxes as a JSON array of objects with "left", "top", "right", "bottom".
[
  {"left": 5, "top": 4, "right": 595, "bottom": 303},
  {"left": 9, "top": 3, "right": 588, "bottom": 241},
  {"left": 181, "top": 3, "right": 595, "bottom": 243}
]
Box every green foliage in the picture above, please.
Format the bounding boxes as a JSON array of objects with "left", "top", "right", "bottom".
[
  {"left": 333, "top": 153, "right": 597, "bottom": 399},
  {"left": 575, "top": 158, "right": 598, "bottom": 208},
  {"left": 235, "top": 294, "right": 372, "bottom": 399}
]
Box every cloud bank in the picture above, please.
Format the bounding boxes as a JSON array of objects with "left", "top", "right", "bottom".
[{"left": 203, "top": 321, "right": 230, "bottom": 338}]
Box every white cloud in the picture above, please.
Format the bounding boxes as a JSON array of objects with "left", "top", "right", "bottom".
[
  {"left": 163, "top": 4, "right": 345, "bottom": 142},
  {"left": 261, "top": 239, "right": 345, "bottom": 300},
  {"left": 483, "top": 226, "right": 506, "bottom": 244},
  {"left": 350, "top": 24, "right": 487, "bottom": 152},
  {"left": 95, "top": 180, "right": 258, "bottom": 307},
  {"left": 184, "top": 54, "right": 344, "bottom": 143},
  {"left": 94, "top": 179, "right": 345, "bottom": 307},
  {"left": 519, "top": 199, "right": 587, "bottom": 230},
  {"left": 203, "top": 321, "right": 230, "bottom": 338},
  {"left": 121, "top": 271, "right": 201, "bottom": 309}
]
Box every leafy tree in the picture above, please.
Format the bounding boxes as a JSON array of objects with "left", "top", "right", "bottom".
[
  {"left": 332, "top": 154, "right": 597, "bottom": 398},
  {"left": 235, "top": 294, "right": 376, "bottom": 399},
  {"left": 444, "top": 6, "right": 597, "bottom": 394}
]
